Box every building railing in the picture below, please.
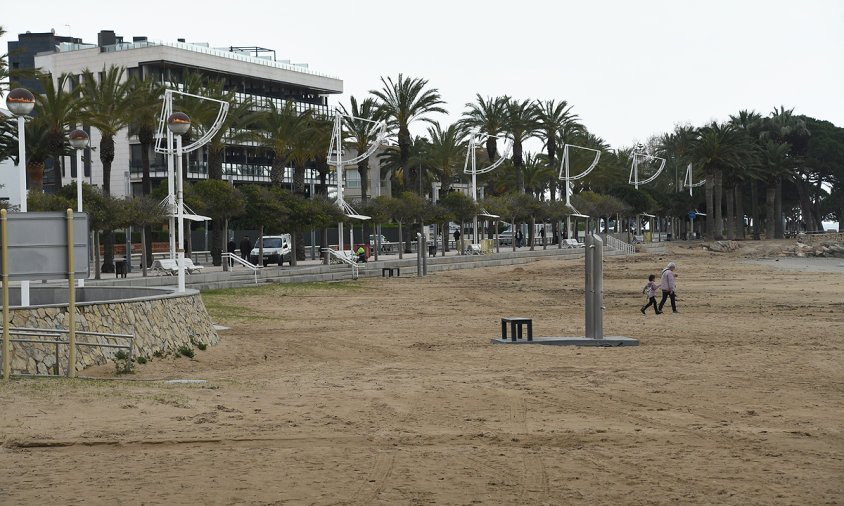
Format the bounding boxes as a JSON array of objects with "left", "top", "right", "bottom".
[{"left": 98, "top": 40, "right": 340, "bottom": 80}]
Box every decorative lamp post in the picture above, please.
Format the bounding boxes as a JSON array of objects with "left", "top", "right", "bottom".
[
  {"left": 68, "top": 129, "right": 89, "bottom": 212},
  {"left": 166, "top": 112, "right": 191, "bottom": 293},
  {"left": 6, "top": 88, "right": 36, "bottom": 307},
  {"left": 68, "top": 129, "right": 89, "bottom": 288}
]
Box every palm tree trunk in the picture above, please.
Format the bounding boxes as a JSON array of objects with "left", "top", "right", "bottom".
[
  {"left": 774, "top": 178, "right": 784, "bottom": 238},
  {"left": 766, "top": 183, "right": 776, "bottom": 239},
  {"left": 725, "top": 185, "right": 735, "bottom": 240},
  {"left": 713, "top": 171, "right": 724, "bottom": 240},
  {"left": 271, "top": 156, "right": 286, "bottom": 186},
  {"left": 704, "top": 175, "right": 715, "bottom": 240},
  {"left": 734, "top": 186, "right": 745, "bottom": 240},
  {"left": 513, "top": 140, "right": 525, "bottom": 193},
  {"left": 750, "top": 180, "right": 761, "bottom": 240}
]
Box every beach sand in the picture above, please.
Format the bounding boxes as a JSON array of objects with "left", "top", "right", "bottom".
[{"left": 1, "top": 242, "right": 842, "bottom": 504}]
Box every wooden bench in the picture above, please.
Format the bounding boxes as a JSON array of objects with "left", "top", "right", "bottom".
[
  {"left": 381, "top": 267, "right": 400, "bottom": 277},
  {"left": 501, "top": 317, "right": 533, "bottom": 342}
]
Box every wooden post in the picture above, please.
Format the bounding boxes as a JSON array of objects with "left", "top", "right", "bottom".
[
  {"left": 66, "top": 209, "right": 77, "bottom": 378},
  {"left": 2, "top": 209, "right": 10, "bottom": 380}
]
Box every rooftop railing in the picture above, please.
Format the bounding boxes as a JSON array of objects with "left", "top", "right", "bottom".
[{"left": 86, "top": 40, "right": 340, "bottom": 80}]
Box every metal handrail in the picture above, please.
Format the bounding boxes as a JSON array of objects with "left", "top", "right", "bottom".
[
  {"left": 322, "top": 248, "right": 360, "bottom": 279},
  {"left": 222, "top": 253, "right": 259, "bottom": 284},
  {"left": 5, "top": 327, "right": 135, "bottom": 377},
  {"left": 605, "top": 235, "right": 635, "bottom": 255}
]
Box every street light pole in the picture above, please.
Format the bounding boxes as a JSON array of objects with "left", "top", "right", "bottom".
[
  {"left": 69, "top": 129, "right": 89, "bottom": 288},
  {"left": 167, "top": 112, "right": 192, "bottom": 293},
  {"left": 6, "top": 88, "right": 36, "bottom": 307}
]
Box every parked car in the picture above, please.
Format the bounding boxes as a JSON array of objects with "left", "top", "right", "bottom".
[
  {"left": 498, "top": 228, "right": 514, "bottom": 245},
  {"left": 250, "top": 234, "right": 292, "bottom": 266}
]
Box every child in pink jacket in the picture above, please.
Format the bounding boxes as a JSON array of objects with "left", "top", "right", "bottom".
[{"left": 641, "top": 274, "right": 662, "bottom": 315}]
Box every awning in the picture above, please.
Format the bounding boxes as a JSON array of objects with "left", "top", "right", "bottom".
[
  {"left": 170, "top": 213, "right": 211, "bottom": 222},
  {"left": 346, "top": 214, "right": 371, "bottom": 221}
]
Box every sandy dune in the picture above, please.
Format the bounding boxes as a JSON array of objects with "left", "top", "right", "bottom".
[{"left": 1, "top": 242, "right": 842, "bottom": 504}]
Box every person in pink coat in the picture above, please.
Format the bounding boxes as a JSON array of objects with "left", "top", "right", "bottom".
[{"left": 657, "top": 262, "right": 679, "bottom": 313}]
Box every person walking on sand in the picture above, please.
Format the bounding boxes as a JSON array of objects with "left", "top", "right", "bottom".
[
  {"left": 658, "top": 262, "right": 679, "bottom": 313},
  {"left": 641, "top": 274, "right": 662, "bottom": 315}
]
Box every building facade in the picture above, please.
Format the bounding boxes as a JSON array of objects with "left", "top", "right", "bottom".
[{"left": 6, "top": 29, "right": 350, "bottom": 200}]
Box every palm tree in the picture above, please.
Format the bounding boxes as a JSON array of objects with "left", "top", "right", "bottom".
[
  {"left": 258, "top": 100, "right": 312, "bottom": 187},
  {"left": 32, "top": 71, "right": 80, "bottom": 191},
  {"left": 370, "top": 74, "right": 446, "bottom": 195},
  {"left": 459, "top": 94, "right": 509, "bottom": 160},
  {"left": 340, "top": 96, "right": 381, "bottom": 202},
  {"left": 729, "top": 111, "right": 764, "bottom": 239},
  {"left": 423, "top": 122, "right": 466, "bottom": 195},
  {"left": 522, "top": 152, "right": 556, "bottom": 200},
  {"left": 78, "top": 66, "right": 132, "bottom": 195},
  {"left": 127, "top": 76, "right": 164, "bottom": 196},
  {"left": 503, "top": 98, "right": 538, "bottom": 193},
  {"left": 758, "top": 140, "right": 791, "bottom": 239},
  {"left": 127, "top": 76, "right": 165, "bottom": 265},
  {"left": 534, "top": 99, "right": 579, "bottom": 201},
  {"left": 762, "top": 106, "right": 809, "bottom": 238},
  {"left": 78, "top": 65, "right": 133, "bottom": 273},
  {"left": 193, "top": 79, "right": 259, "bottom": 181},
  {"left": 691, "top": 122, "right": 747, "bottom": 240}
]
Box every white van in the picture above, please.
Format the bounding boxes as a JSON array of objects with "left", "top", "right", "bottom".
[{"left": 250, "top": 234, "right": 292, "bottom": 266}]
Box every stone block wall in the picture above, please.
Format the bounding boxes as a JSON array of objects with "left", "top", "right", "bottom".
[{"left": 6, "top": 291, "right": 218, "bottom": 376}]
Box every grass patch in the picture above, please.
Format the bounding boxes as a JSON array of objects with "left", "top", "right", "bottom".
[{"left": 202, "top": 281, "right": 370, "bottom": 322}]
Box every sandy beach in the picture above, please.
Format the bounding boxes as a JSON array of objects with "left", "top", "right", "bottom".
[{"left": 0, "top": 241, "right": 842, "bottom": 505}]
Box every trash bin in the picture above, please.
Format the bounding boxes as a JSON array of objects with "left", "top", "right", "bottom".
[
  {"left": 667, "top": 233, "right": 672, "bottom": 241},
  {"left": 428, "top": 244, "right": 437, "bottom": 257}
]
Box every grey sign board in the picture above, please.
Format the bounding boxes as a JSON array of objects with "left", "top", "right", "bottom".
[{"left": 0, "top": 212, "right": 90, "bottom": 280}]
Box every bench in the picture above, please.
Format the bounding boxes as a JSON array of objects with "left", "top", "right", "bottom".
[
  {"left": 563, "top": 239, "right": 584, "bottom": 248},
  {"left": 465, "top": 244, "right": 482, "bottom": 255},
  {"left": 151, "top": 259, "right": 178, "bottom": 276},
  {"left": 381, "top": 267, "right": 400, "bottom": 277},
  {"left": 183, "top": 258, "right": 204, "bottom": 274},
  {"left": 501, "top": 317, "right": 533, "bottom": 342}
]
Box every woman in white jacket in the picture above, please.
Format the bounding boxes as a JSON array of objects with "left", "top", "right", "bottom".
[{"left": 658, "top": 262, "right": 679, "bottom": 313}]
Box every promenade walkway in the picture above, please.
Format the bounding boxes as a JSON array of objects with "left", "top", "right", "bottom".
[{"left": 84, "top": 240, "right": 662, "bottom": 291}]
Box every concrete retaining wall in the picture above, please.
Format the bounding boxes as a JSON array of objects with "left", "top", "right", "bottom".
[{"left": 7, "top": 289, "right": 218, "bottom": 376}]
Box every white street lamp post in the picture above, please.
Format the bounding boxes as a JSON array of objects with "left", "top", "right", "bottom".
[
  {"left": 68, "top": 129, "right": 89, "bottom": 288},
  {"left": 6, "top": 88, "right": 36, "bottom": 307},
  {"left": 167, "top": 112, "right": 191, "bottom": 293},
  {"left": 68, "top": 129, "right": 89, "bottom": 212}
]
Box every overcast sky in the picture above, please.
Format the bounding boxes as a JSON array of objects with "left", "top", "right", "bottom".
[{"left": 3, "top": 0, "right": 842, "bottom": 150}]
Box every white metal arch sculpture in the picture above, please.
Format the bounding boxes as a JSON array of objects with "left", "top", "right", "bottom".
[
  {"left": 154, "top": 89, "right": 229, "bottom": 155},
  {"left": 153, "top": 88, "right": 230, "bottom": 293},
  {"left": 559, "top": 144, "right": 602, "bottom": 208},
  {"left": 462, "top": 130, "right": 512, "bottom": 245},
  {"left": 683, "top": 162, "right": 705, "bottom": 196},
  {"left": 326, "top": 110, "right": 387, "bottom": 252},
  {"left": 463, "top": 129, "right": 512, "bottom": 201},
  {"left": 628, "top": 146, "right": 666, "bottom": 189}
]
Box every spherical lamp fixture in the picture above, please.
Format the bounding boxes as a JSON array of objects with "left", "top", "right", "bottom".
[
  {"left": 6, "top": 88, "right": 36, "bottom": 116},
  {"left": 68, "top": 129, "right": 89, "bottom": 150},
  {"left": 166, "top": 112, "right": 192, "bottom": 136}
]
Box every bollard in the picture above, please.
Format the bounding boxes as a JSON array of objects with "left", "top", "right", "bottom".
[{"left": 416, "top": 233, "right": 423, "bottom": 277}]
